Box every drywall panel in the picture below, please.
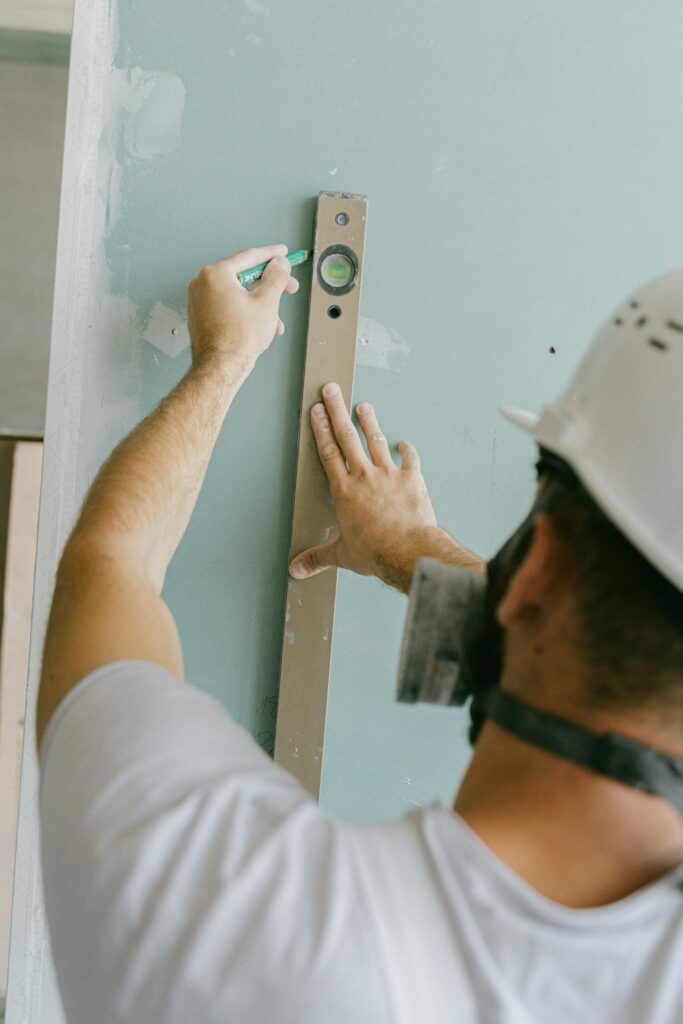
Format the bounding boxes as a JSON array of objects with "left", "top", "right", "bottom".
[
  {"left": 10, "top": 0, "right": 683, "bottom": 1019},
  {"left": 313, "top": 2, "right": 683, "bottom": 821}
]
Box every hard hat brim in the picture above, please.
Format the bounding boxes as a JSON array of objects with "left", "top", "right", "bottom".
[{"left": 498, "top": 406, "right": 540, "bottom": 434}]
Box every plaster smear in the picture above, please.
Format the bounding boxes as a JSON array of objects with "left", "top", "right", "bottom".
[
  {"left": 357, "top": 317, "right": 410, "bottom": 372},
  {"left": 98, "top": 61, "right": 187, "bottom": 357},
  {"left": 109, "top": 67, "right": 186, "bottom": 161},
  {"left": 143, "top": 303, "right": 191, "bottom": 358},
  {"left": 85, "top": 50, "right": 189, "bottom": 473}
]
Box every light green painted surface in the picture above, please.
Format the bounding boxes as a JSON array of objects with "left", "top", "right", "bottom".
[{"left": 83, "top": 1, "right": 683, "bottom": 826}]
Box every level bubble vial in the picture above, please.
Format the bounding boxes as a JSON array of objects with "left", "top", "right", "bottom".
[{"left": 320, "top": 252, "right": 355, "bottom": 289}]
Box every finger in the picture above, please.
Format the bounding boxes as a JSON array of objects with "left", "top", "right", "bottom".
[
  {"left": 321, "top": 383, "right": 369, "bottom": 473},
  {"left": 356, "top": 402, "right": 393, "bottom": 469},
  {"left": 399, "top": 441, "right": 421, "bottom": 471},
  {"left": 275, "top": 317, "right": 285, "bottom": 336},
  {"left": 219, "top": 244, "right": 289, "bottom": 275},
  {"left": 289, "top": 538, "right": 339, "bottom": 579},
  {"left": 310, "top": 402, "right": 348, "bottom": 487},
  {"left": 258, "top": 255, "right": 292, "bottom": 300},
  {"left": 247, "top": 274, "right": 298, "bottom": 295}
]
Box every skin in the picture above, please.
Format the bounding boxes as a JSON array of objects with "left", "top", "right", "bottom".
[{"left": 37, "top": 245, "right": 683, "bottom": 911}]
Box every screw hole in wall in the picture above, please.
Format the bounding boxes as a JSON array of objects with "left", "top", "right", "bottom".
[{"left": 328, "top": 305, "right": 342, "bottom": 319}]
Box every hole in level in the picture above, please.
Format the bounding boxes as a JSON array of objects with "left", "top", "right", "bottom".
[
  {"left": 649, "top": 338, "right": 669, "bottom": 351},
  {"left": 335, "top": 212, "right": 349, "bottom": 226},
  {"left": 666, "top": 320, "right": 683, "bottom": 332},
  {"left": 328, "top": 305, "right": 342, "bottom": 319},
  {"left": 635, "top": 316, "right": 648, "bottom": 327},
  {"left": 614, "top": 318, "right": 624, "bottom": 326},
  {"left": 630, "top": 301, "right": 640, "bottom": 309}
]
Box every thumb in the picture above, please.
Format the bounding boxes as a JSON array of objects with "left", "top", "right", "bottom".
[
  {"left": 289, "top": 540, "right": 338, "bottom": 580},
  {"left": 259, "top": 255, "right": 291, "bottom": 300}
]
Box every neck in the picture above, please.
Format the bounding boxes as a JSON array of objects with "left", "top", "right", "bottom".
[{"left": 454, "top": 703, "right": 683, "bottom": 908}]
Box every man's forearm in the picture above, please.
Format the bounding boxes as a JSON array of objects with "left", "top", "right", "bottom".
[
  {"left": 376, "top": 526, "right": 485, "bottom": 594},
  {"left": 70, "top": 355, "right": 248, "bottom": 591}
]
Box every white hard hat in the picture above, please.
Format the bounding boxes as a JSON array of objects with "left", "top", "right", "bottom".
[{"left": 500, "top": 269, "right": 683, "bottom": 592}]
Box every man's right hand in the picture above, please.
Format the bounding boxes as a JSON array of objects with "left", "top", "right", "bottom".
[{"left": 289, "top": 383, "right": 442, "bottom": 591}]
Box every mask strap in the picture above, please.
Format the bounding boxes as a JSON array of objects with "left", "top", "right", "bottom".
[{"left": 475, "top": 687, "right": 683, "bottom": 814}]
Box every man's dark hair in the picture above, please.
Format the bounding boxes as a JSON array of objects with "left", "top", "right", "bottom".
[{"left": 536, "top": 448, "right": 683, "bottom": 717}]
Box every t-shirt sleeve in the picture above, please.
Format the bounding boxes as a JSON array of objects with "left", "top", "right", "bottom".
[{"left": 39, "top": 661, "right": 391, "bottom": 1024}]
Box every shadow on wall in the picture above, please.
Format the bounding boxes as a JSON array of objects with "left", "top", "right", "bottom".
[{"left": 0, "top": 27, "right": 70, "bottom": 439}]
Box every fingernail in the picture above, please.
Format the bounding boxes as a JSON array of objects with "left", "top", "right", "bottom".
[
  {"left": 290, "top": 561, "right": 306, "bottom": 579},
  {"left": 358, "top": 403, "right": 371, "bottom": 415},
  {"left": 312, "top": 403, "right": 325, "bottom": 416},
  {"left": 323, "top": 383, "right": 340, "bottom": 397}
]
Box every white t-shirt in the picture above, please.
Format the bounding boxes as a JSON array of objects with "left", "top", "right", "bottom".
[{"left": 40, "top": 661, "right": 683, "bottom": 1024}]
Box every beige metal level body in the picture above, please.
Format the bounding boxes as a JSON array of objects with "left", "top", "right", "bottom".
[{"left": 274, "top": 191, "right": 368, "bottom": 797}]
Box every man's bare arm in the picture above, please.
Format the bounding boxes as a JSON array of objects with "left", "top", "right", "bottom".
[
  {"left": 289, "top": 384, "right": 485, "bottom": 593},
  {"left": 37, "top": 245, "right": 298, "bottom": 750}
]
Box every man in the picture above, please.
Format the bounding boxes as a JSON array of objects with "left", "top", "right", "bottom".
[{"left": 38, "top": 244, "right": 683, "bottom": 1023}]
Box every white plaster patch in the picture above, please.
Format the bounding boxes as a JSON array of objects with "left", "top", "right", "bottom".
[
  {"left": 109, "top": 67, "right": 186, "bottom": 161},
  {"left": 98, "top": 63, "right": 188, "bottom": 361},
  {"left": 329, "top": 167, "right": 339, "bottom": 175},
  {"left": 356, "top": 317, "right": 410, "bottom": 372},
  {"left": 244, "top": 0, "right": 270, "bottom": 14},
  {"left": 143, "top": 302, "right": 191, "bottom": 358}
]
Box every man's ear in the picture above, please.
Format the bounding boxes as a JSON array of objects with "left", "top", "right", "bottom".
[{"left": 496, "top": 514, "right": 573, "bottom": 628}]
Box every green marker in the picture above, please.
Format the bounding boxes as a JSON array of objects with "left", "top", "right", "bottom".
[{"left": 239, "top": 249, "right": 310, "bottom": 286}]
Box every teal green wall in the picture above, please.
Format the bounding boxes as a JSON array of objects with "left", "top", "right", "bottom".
[{"left": 89, "top": 0, "right": 683, "bottom": 822}]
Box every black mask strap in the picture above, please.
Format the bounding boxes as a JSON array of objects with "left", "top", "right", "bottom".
[{"left": 475, "top": 687, "right": 683, "bottom": 814}]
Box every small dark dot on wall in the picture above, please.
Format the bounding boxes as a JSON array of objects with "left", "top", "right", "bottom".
[{"left": 549, "top": 346, "right": 556, "bottom": 354}]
